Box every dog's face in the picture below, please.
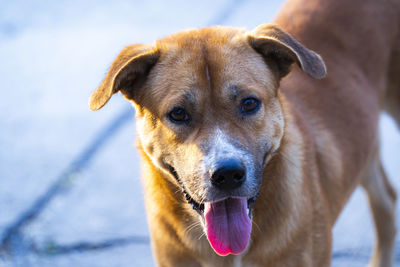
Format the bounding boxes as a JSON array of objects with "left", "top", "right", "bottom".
[
  {"left": 136, "top": 29, "right": 284, "bottom": 205},
  {"left": 89, "top": 24, "right": 325, "bottom": 256}
]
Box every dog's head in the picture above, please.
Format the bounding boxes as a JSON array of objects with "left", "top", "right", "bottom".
[{"left": 89, "top": 24, "right": 325, "bottom": 256}]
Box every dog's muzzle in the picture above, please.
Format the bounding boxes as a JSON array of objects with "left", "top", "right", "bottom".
[{"left": 166, "top": 164, "right": 259, "bottom": 217}]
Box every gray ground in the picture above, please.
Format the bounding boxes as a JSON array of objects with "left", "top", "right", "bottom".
[{"left": 0, "top": 0, "right": 399, "bottom": 266}]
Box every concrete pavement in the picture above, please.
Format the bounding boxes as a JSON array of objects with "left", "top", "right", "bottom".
[{"left": 0, "top": 0, "right": 399, "bottom": 266}]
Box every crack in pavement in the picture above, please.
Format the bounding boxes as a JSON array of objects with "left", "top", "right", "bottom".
[
  {"left": 33, "top": 236, "right": 150, "bottom": 256},
  {"left": 0, "top": 106, "right": 133, "bottom": 256}
]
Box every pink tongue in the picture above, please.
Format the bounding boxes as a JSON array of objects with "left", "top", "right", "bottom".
[{"left": 204, "top": 198, "right": 251, "bottom": 256}]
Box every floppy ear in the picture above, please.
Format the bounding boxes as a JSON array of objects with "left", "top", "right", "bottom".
[
  {"left": 247, "top": 24, "right": 326, "bottom": 79},
  {"left": 89, "top": 44, "right": 159, "bottom": 111}
]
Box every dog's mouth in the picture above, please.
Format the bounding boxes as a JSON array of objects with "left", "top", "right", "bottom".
[
  {"left": 182, "top": 187, "right": 259, "bottom": 220},
  {"left": 166, "top": 164, "right": 259, "bottom": 256}
]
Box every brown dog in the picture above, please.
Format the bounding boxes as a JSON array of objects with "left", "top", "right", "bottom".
[{"left": 89, "top": 0, "right": 399, "bottom": 266}]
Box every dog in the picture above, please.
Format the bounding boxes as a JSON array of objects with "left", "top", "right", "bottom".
[{"left": 89, "top": 0, "right": 399, "bottom": 265}]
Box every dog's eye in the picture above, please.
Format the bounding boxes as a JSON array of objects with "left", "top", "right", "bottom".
[
  {"left": 241, "top": 98, "right": 260, "bottom": 114},
  {"left": 168, "top": 107, "right": 190, "bottom": 123}
]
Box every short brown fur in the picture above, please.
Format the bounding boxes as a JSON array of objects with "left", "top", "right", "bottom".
[{"left": 90, "top": 0, "right": 399, "bottom": 266}]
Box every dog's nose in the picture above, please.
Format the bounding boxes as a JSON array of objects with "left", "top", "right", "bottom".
[{"left": 211, "top": 159, "right": 246, "bottom": 190}]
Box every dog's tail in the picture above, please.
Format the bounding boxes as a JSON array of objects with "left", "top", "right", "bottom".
[
  {"left": 383, "top": 38, "right": 400, "bottom": 129},
  {"left": 383, "top": 8, "right": 400, "bottom": 127},
  {"left": 383, "top": 81, "right": 400, "bottom": 129}
]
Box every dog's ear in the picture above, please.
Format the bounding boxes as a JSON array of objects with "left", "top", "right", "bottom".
[
  {"left": 247, "top": 24, "right": 326, "bottom": 79},
  {"left": 89, "top": 44, "right": 159, "bottom": 111}
]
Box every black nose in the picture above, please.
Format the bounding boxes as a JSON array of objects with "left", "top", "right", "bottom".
[{"left": 211, "top": 159, "right": 246, "bottom": 190}]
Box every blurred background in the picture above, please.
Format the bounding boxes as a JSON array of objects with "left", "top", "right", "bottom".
[{"left": 0, "top": 0, "right": 399, "bottom": 266}]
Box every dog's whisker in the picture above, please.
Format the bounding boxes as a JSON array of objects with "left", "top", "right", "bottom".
[
  {"left": 199, "top": 193, "right": 207, "bottom": 204},
  {"left": 197, "top": 232, "right": 206, "bottom": 240},
  {"left": 185, "top": 223, "right": 200, "bottom": 233},
  {"left": 184, "top": 221, "right": 202, "bottom": 236},
  {"left": 252, "top": 219, "right": 262, "bottom": 233},
  {"left": 174, "top": 188, "right": 182, "bottom": 194}
]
